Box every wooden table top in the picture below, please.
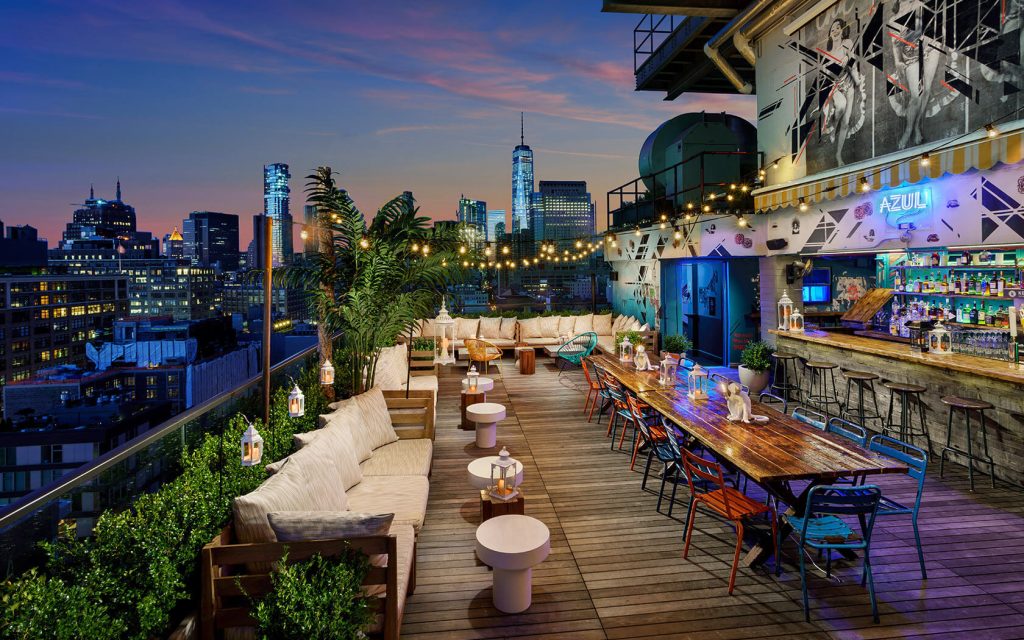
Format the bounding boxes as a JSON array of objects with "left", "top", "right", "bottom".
[
  {"left": 771, "top": 329, "right": 1024, "bottom": 386},
  {"left": 590, "top": 353, "right": 676, "bottom": 395}
]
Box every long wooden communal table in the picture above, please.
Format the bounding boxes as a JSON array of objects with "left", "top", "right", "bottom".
[{"left": 590, "top": 353, "right": 675, "bottom": 395}]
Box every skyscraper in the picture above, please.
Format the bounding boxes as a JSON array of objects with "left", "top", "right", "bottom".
[
  {"left": 163, "top": 227, "right": 184, "bottom": 258},
  {"left": 530, "top": 181, "right": 595, "bottom": 242},
  {"left": 64, "top": 180, "right": 136, "bottom": 240},
  {"left": 183, "top": 211, "right": 239, "bottom": 271},
  {"left": 486, "top": 210, "right": 505, "bottom": 243},
  {"left": 457, "top": 196, "right": 487, "bottom": 230},
  {"left": 511, "top": 113, "right": 534, "bottom": 237},
  {"left": 263, "top": 163, "right": 293, "bottom": 266}
]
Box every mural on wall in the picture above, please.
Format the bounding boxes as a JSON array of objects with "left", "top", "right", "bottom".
[
  {"left": 834, "top": 275, "right": 870, "bottom": 308},
  {"left": 772, "top": 0, "right": 1022, "bottom": 174}
]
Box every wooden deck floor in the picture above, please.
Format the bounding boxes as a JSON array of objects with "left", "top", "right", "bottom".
[{"left": 401, "top": 359, "right": 1024, "bottom": 639}]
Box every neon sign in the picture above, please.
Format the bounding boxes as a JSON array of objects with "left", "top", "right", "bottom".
[{"left": 878, "top": 187, "right": 931, "bottom": 228}]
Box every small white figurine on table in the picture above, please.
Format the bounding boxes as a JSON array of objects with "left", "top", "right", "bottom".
[
  {"left": 633, "top": 345, "right": 652, "bottom": 371},
  {"left": 723, "top": 382, "right": 769, "bottom": 424}
]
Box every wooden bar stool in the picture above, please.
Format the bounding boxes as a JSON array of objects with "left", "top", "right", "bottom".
[
  {"left": 882, "top": 381, "right": 929, "bottom": 445},
  {"left": 841, "top": 370, "right": 882, "bottom": 431},
  {"left": 940, "top": 396, "right": 996, "bottom": 491},
  {"left": 769, "top": 352, "right": 802, "bottom": 403},
  {"left": 802, "top": 361, "right": 842, "bottom": 418}
]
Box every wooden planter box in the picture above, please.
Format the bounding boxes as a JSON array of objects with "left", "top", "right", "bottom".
[{"left": 409, "top": 349, "right": 437, "bottom": 377}]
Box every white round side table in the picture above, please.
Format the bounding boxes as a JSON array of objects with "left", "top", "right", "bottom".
[
  {"left": 468, "top": 454, "right": 524, "bottom": 489},
  {"left": 461, "top": 376, "right": 494, "bottom": 393},
  {"left": 466, "top": 402, "right": 506, "bottom": 448},
  {"left": 475, "top": 514, "right": 550, "bottom": 613}
]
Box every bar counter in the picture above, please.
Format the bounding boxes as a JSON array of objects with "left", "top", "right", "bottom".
[{"left": 769, "top": 329, "right": 1024, "bottom": 485}]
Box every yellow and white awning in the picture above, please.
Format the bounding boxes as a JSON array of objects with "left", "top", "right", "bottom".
[{"left": 753, "top": 129, "right": 1024, "bottom": 212}]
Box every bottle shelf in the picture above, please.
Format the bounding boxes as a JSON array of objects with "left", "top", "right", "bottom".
[
  {"left": 892, "top": 291, "right": 1013, "bottom": 301},
  {"left": 893, "top": 265, "right": 1019, "bottom": 271},
  {"left": 940, "top": 320, "right": 1009, "bottom": 331}
]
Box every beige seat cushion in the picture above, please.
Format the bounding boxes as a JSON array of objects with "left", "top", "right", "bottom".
[
  {"left": 403, "top": 375, "right": 438, "bottom": 394},
  {"left": 280, "top": 424, "right": 363, "bottom": 491},
  {"left": 455, "top": 317, "right": 479, "bottom": 340},
  {"left": 593, "top": 313, "right": 613, "bottom": 336},
  {"left": 574, "top": 314, "right": 594, "bottom": 334},
  {"left": 346, "top": 475, "right": 429, "bottom": 532},
  {"left": 521, "top": 336, "right": 560, "bottom": 346},
  {"left": 359, "top": 439, "right": 433, "bottom": 477},
  {"left": 499, "top": 317, "right": 518, "bottom": 340},
  {"left": 519, "top": 317, "right": 543, "bottom": 338},
  {"left": 539, "top": 316, "right": 560, "bottom": 337},
  {"left": 557, "top": 316, "right": 576, "bottom": 337},
  {"left": 478, "top": 317, "right": 502, "bottom": 339},
  {"left": 484, "top": 338, "right": 516, "bottom": 348},
  {"left": 320, "top": 398, "right": 373, "bottom": 462},
  {"left": 233, "top": 448, "right": 348, "bottom": 544},
  {"left": 597, "top": 335, "right": 616, "bottom": 355},
  {"left": 612, "top": 315, "right": 628, "bottom": 334},
  {"left": 353, "top": 387, "right": 399, "bottom": 452}
]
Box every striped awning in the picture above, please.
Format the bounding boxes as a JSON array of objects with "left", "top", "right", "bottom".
[{"left": 753, "top": 129, "right": 1024, "bottom": 212}]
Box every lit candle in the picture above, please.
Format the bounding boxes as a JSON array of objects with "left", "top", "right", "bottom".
[
  {"left": 497, "top": 478, "right": 505, "bottom": 495},
  {"left": 441, "top": 336, "right": 449, "bottom": 354}
]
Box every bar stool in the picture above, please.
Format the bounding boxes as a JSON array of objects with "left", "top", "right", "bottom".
[
  {"left": 882, "top": 381, "right": 929, "bottom": 445},
  {"left": 939, "top": 396, "right": 996, "bottom": 491},
  {"left": 770, "top": 352, "right": 802, "bottom": 403},
  {"left": 803, "top": 361, "right": 842, "bottom": 418},
  {"left": 841, "top": 370, "right": 882, "bottom": 431}
]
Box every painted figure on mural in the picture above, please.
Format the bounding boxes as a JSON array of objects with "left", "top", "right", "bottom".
[
  {"left": 821, "top": 18, "right": 865, "bottom": 166},
  {"left": 888, "top": 0, "right": 946, "bottom": 148}
]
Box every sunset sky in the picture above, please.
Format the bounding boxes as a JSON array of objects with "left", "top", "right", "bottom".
[{"left": 1, "top": 0, "right": 755, "bottom": 246}]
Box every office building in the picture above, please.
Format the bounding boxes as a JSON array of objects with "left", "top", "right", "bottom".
[
  {"left": 0, "top": 222, "right": 47, "bottom": 268},
  {"left": 162, "top": 228, "right": 184, "bottom": 259},
  {"left": 457, "top": 196, "right": 487, "bottom": 244},
  {"left": 263, "top": 163, "right": 293, "bottom": 266},
  {"left": 182, "top": 212, "right": 239, "bottom": 271},
  {"left": 486, "top": 210, "right": 505, "bottom": 243},
  {"left": 64, "top": 181, "right": 136, "bottom": 241},
  {"left": 530, "top": 181, "right": 595, "bottom": 243},
  {"left": 512, "top": 114, "right": 534, "bottom": 236}
]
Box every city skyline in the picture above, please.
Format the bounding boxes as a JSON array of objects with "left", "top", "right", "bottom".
[{"left": 0, "top": 1, "right": 754, "bottom": 247}]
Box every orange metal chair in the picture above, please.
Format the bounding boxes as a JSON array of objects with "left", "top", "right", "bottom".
[
  {"left": 681, "top": 449, "right": 778, "bottom": 594},
  {"left": 464, "top": 338, "right": 503, "bottom": 375},
  {"left": 581, "top": 359, "right": 603, "bottom": 421}
]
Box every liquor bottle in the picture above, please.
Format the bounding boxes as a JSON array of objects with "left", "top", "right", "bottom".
[
  {"left": 894, "top": 270, "right": 903, "bottom": 292},
  {"left": 982, "top": 278, "right": 990, "bottom": 296},
  {"left": 970, "top": 303, "right": 979, "bottom": 324},
  {"left": 951, "top": 273, "right": 960, "bottom": 294},
  {"left": 923, "top": 273, "right": 932, "bottom": 292},
  {"left": 913, "top": 277, "right": 922, "bottom": 293},
  {"left": 961, "top": 273, "right": 968, "bottom": 294},
  {"left": 979, "top": 305, "right": 987, "bottom": 325},
  {"left": 997, "top": 272, "right": 1005, "bottom": 296},
  {"left": 939, "top": 274, "right": 948, "bottom": 294}
]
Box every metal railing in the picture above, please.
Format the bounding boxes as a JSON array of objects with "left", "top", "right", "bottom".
[{"left": 0, "top": 342, "right": 320, "bottom": 575}]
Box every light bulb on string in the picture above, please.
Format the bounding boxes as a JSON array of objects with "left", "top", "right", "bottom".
[
  {"left": 359, "top": 236, "right": 370, "bottom": 249},
  {"left": 859, "top": 177, "right": 871, "bottom": 192},
  {"left": 798, "top": 199, "right": 808, "bottom": 212}
]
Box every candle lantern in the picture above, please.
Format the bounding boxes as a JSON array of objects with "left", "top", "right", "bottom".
[
  {"left": 287, "top": 383, "right": 305, "bottom": 418},
  {"left": 433, "top": 298, "right": 456, "bottom": 365},
  {"left": 687, "top": 364, "right": 710, "bottom": 401},
  {"left": 240, "top": 421, "right": 264, "bottom": 467},
  {"left": 659, "top": 356, "right": 678, "bottom": 386},
  {"left": 619, "top": 336, "right": 634, "bottom": 363},
  {"left": 489, "top": 446, "right": 520, "bottom": 501},
  {"left": 467, "top": 365, "right": 480, "bottom": 393},
  {"left": 789, "top": 308, "right": 805, "bottom": 333},
  {"left": 907, "top": 319, "right": 936, "bottom": 353},
  {"left": 778, "top": 290, "right": 794, "bottom": 331},
  {"left": 319, "top": 359, "right": 335, "bottom": 386},
  {"left": 929, "top": 322, "right": 953, "bottom": 355}
]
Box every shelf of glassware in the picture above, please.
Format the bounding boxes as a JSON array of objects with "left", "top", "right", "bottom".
[
  {"left": 891, "top": 291, "right": 1016, "bottom": 301},
  {"left": 892, "top": 264, "right": 1020, "bottom": 271}
]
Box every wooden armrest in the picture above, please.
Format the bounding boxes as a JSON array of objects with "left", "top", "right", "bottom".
[{"left": 383, "top": 389, "right": 435, "bottom": 440}]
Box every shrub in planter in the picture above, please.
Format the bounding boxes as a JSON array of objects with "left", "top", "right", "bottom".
[
  {"left": 662, "top": 335, "right": 692, "bottom": 359},
  {"left": 249, "top": 551, "right": 372, "bottom": 640},
  {"left": 739, "top": 340, "right": 774, "bottom": 394}
]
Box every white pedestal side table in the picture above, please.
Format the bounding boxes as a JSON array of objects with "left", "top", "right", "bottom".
[
  {"left": 475, "top": 514, "right": 550, "bottom": 613},
  {"left": 466, "top": 402, "right": 505, "bottom": 448},
  {"left": 467, "top": 454, "right": 524, "bottom": 489}
]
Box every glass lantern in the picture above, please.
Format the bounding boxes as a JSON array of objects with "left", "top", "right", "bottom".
[
  {"left": 789, "top": 308, "right": 805, "bottom": 333},
  {"left": 434, "top": 297, "right": 456, "bottom": 365},
  {"left": 240, "top": 421, "right": 264, "bottom": 467},
  {"left": 659, "top": 356, "right": 678, "bottom": 386},
  {"left": 287, "top": 383, "right": 305, "bottom": 418},
  {"left": 489, "top": 446, "right": 520, "bottom": 501},
  {"left": 467, "top": 365, "right": 480, "bottom": 393},
  {"left": 907, "top": 319, "right": 935, "bottom": 353},
  {"left": 619, "top": 336, "right": 634, "bottom": 363},
  {"left": 319, "top": 359, "right": 335, "bottom": 386},
  {"left": 778, "top": 290, "right": 794, "bottom": 331},
  {"left": 688, "top": 364, "right": 710, "bottom": 401},
  {"left": 929, "top": 322, "right": 952, "bottom": 355}
]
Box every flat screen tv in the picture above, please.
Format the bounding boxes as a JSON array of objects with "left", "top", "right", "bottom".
[{"left": 802, "top": 267, "right": 832, "bottom": 304}]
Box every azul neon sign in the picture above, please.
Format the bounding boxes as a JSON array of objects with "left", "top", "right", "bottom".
[{"left": 878, "top": 188, "right": 931, "bottom": 228}]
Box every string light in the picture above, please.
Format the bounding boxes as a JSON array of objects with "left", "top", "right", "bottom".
[
  {"left": 798, "top": 198, "right": 808, "bottom": 212},
  {"left": 673, "top": 228, "right": 682, "bottom": 240},
  {"left": 300, "top": 229, "right": 309, "bottom": 240},
  {"left": 575, "top": 240, "right": 583, "bottom": 248},
  {"left": 411, "top": 242, "right": 420, "bottom": 251},
  {"left": 986, "top": 123, "right": 998, "bottom": 137},
  {"left": 859, "top": 177, "right": 871, "bottom": 192},
  {"left": 920, "top": 152, "right": 930, "bottom": 166},
  {"left": 737, "top": 215, "right": 748, "bottom": 227},
  {"left": 484, "top": 247, "right": 492, "bottom": 256},
  {"left": 687, "top": 202, "right": 694, "bottom": 210},
  {"left": 703, "top": 204, "right": 711, "bottom": 212},
  {"left": 459, "top": 246, "right": 467, "bottom": 254},
  {"left": 421, "top": 244, "right": 430, "bottom": 254},
  {"left": 634, "top": 227, "right": 641, "bottom": 236},
  {"left": 502, "top": 246, "right": 509, "bottom": 255},
  {"left": 660, "top": 214, "right": 668, "bottom": 221}
]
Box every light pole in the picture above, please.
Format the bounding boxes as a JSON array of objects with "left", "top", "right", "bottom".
[{"left": 262, "top": 214, "right": 273, "bottom": 428}]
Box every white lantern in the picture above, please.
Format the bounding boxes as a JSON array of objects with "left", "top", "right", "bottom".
[
  {"left": 688, "top": 364, "right": 710, "bottom": 401},
  {"left": 619, "top": 336, "right": 634, "bottom": 363},
  {"left": 434, "top": 297, "right": 456, "bottom": 365},
  {"left": 929, "top": 322, "right": 953, "bottom": 355},
  {"left": 240, "top": 421, "right": 264, "bottom": 466},
  {"left": 489, "top": 446, "right": 520, "bottom": 501},
  {"left": 467, "top": 365, "right": 480, "bottom": 393},
  {"left": 287, "top": 383, "right": 305, "bottom": 418},
  {"left": 659, "top": 356, "right": 678, "bottom": 386},
  {"left": 789, "top": 308, "right": 805, "bottom": 333},
  {"left": 778, "top": 290, "right": 794, "bottom": 331},
  {"left": 319, "top": 359, "right": 335, "bottom": 386}
]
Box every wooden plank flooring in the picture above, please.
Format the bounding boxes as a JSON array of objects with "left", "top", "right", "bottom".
[{"left": 402, "top": 359, "right": 1024, "bottom": 639}]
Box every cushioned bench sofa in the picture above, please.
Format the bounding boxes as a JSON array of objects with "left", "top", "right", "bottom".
[{"left": 201, "top": 387, "right": 434, "bottom": 640}]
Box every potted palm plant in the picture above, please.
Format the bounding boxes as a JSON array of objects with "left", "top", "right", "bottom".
[
  {"left": 662, "top": 334, "right": 692, "bottom": 362},
  {"left": 738, "top": 340, "right": 774, "bottom": 395}
]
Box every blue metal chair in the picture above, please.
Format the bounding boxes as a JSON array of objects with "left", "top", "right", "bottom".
[
  {"left": 590, "top": 361, "right": 613, "bottom": 421},
  {"left": 555, "top": 331, "right": 597, "bottom": 373},
  {"left": 864, "top": 434, "right": 929, "bottom": 579},
  {"left": 758, "top": 391, "right": 788, "bottom": 414},
  {"left": 792, "top": 406, "right": 827, "bottom": 430},
  {"left": 785, "top": 485, "right": 883, "bottom": 623},
  {"left": 827, "top": 416, "right": 869, "bottom": 446}
]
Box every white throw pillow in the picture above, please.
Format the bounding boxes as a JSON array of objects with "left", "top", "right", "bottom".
[
  {"left": 418, "top": 318, "right": 436, "bottom": 338},
  {"left": 479, "top": 316, "right": 502, "bottom": 339},
  {"left": 557, "top": 316, "right": 576, "bottom": 337},
  {"left": 455, "top": 317, "right": 479, "bottom": 340},
  {"left": 628, "top": 317, "right": 642, "bottom": 331},
  {"left": 574, "top": 314, "right": 594, "bottom": 334},
  {"left": 612, "top": 315, "right": 626, "bottom": 333},
  {"left": 352, "top": 386, "right": 399, "bottom": 452},
  {"left": 373, "top": 344, "right": 406, "bottom": 390},
  {"left": 269, "top": 511, "right": 394, "bottom": 542},
  {"left": 499, "top": 317, "right": 518, "bottom": 340},
  {"left": 539, "top": 316, "right": 560, "bottom": 338},
  {"left": 520, "top": 317, "right": 543, "bottom": 338},
  {"left": 593, "top": 314, "right": 613, "bottom": 336},
  {"left": 319, "top": 398, "right": 373, "bottom": 462},
  {"left": 640, "top": 323, "right": 650, "bottom": 331}
]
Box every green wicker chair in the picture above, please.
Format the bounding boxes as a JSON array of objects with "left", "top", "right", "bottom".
[{"left": 556, "top": 332, "right": 598, "bottom": 372}]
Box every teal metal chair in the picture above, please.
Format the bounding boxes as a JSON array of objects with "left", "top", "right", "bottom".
[
  {"left": 556, "top": 331, "right": 597, "bottom": 372},
  {"left": 792, "top": 406, "right": 827, "bottom": 431}
]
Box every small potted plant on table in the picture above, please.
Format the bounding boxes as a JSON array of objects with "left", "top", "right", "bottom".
[
  {"left": 662, "top": 334, "right": 692, "bottom": 362},
  {"left": 738, "top": 339, "right": 774, "bottom": 395}
]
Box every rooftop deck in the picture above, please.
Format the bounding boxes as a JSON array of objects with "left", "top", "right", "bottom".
[{"left": 403, "top": 357, "right": 1024, "bottom": 639}]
